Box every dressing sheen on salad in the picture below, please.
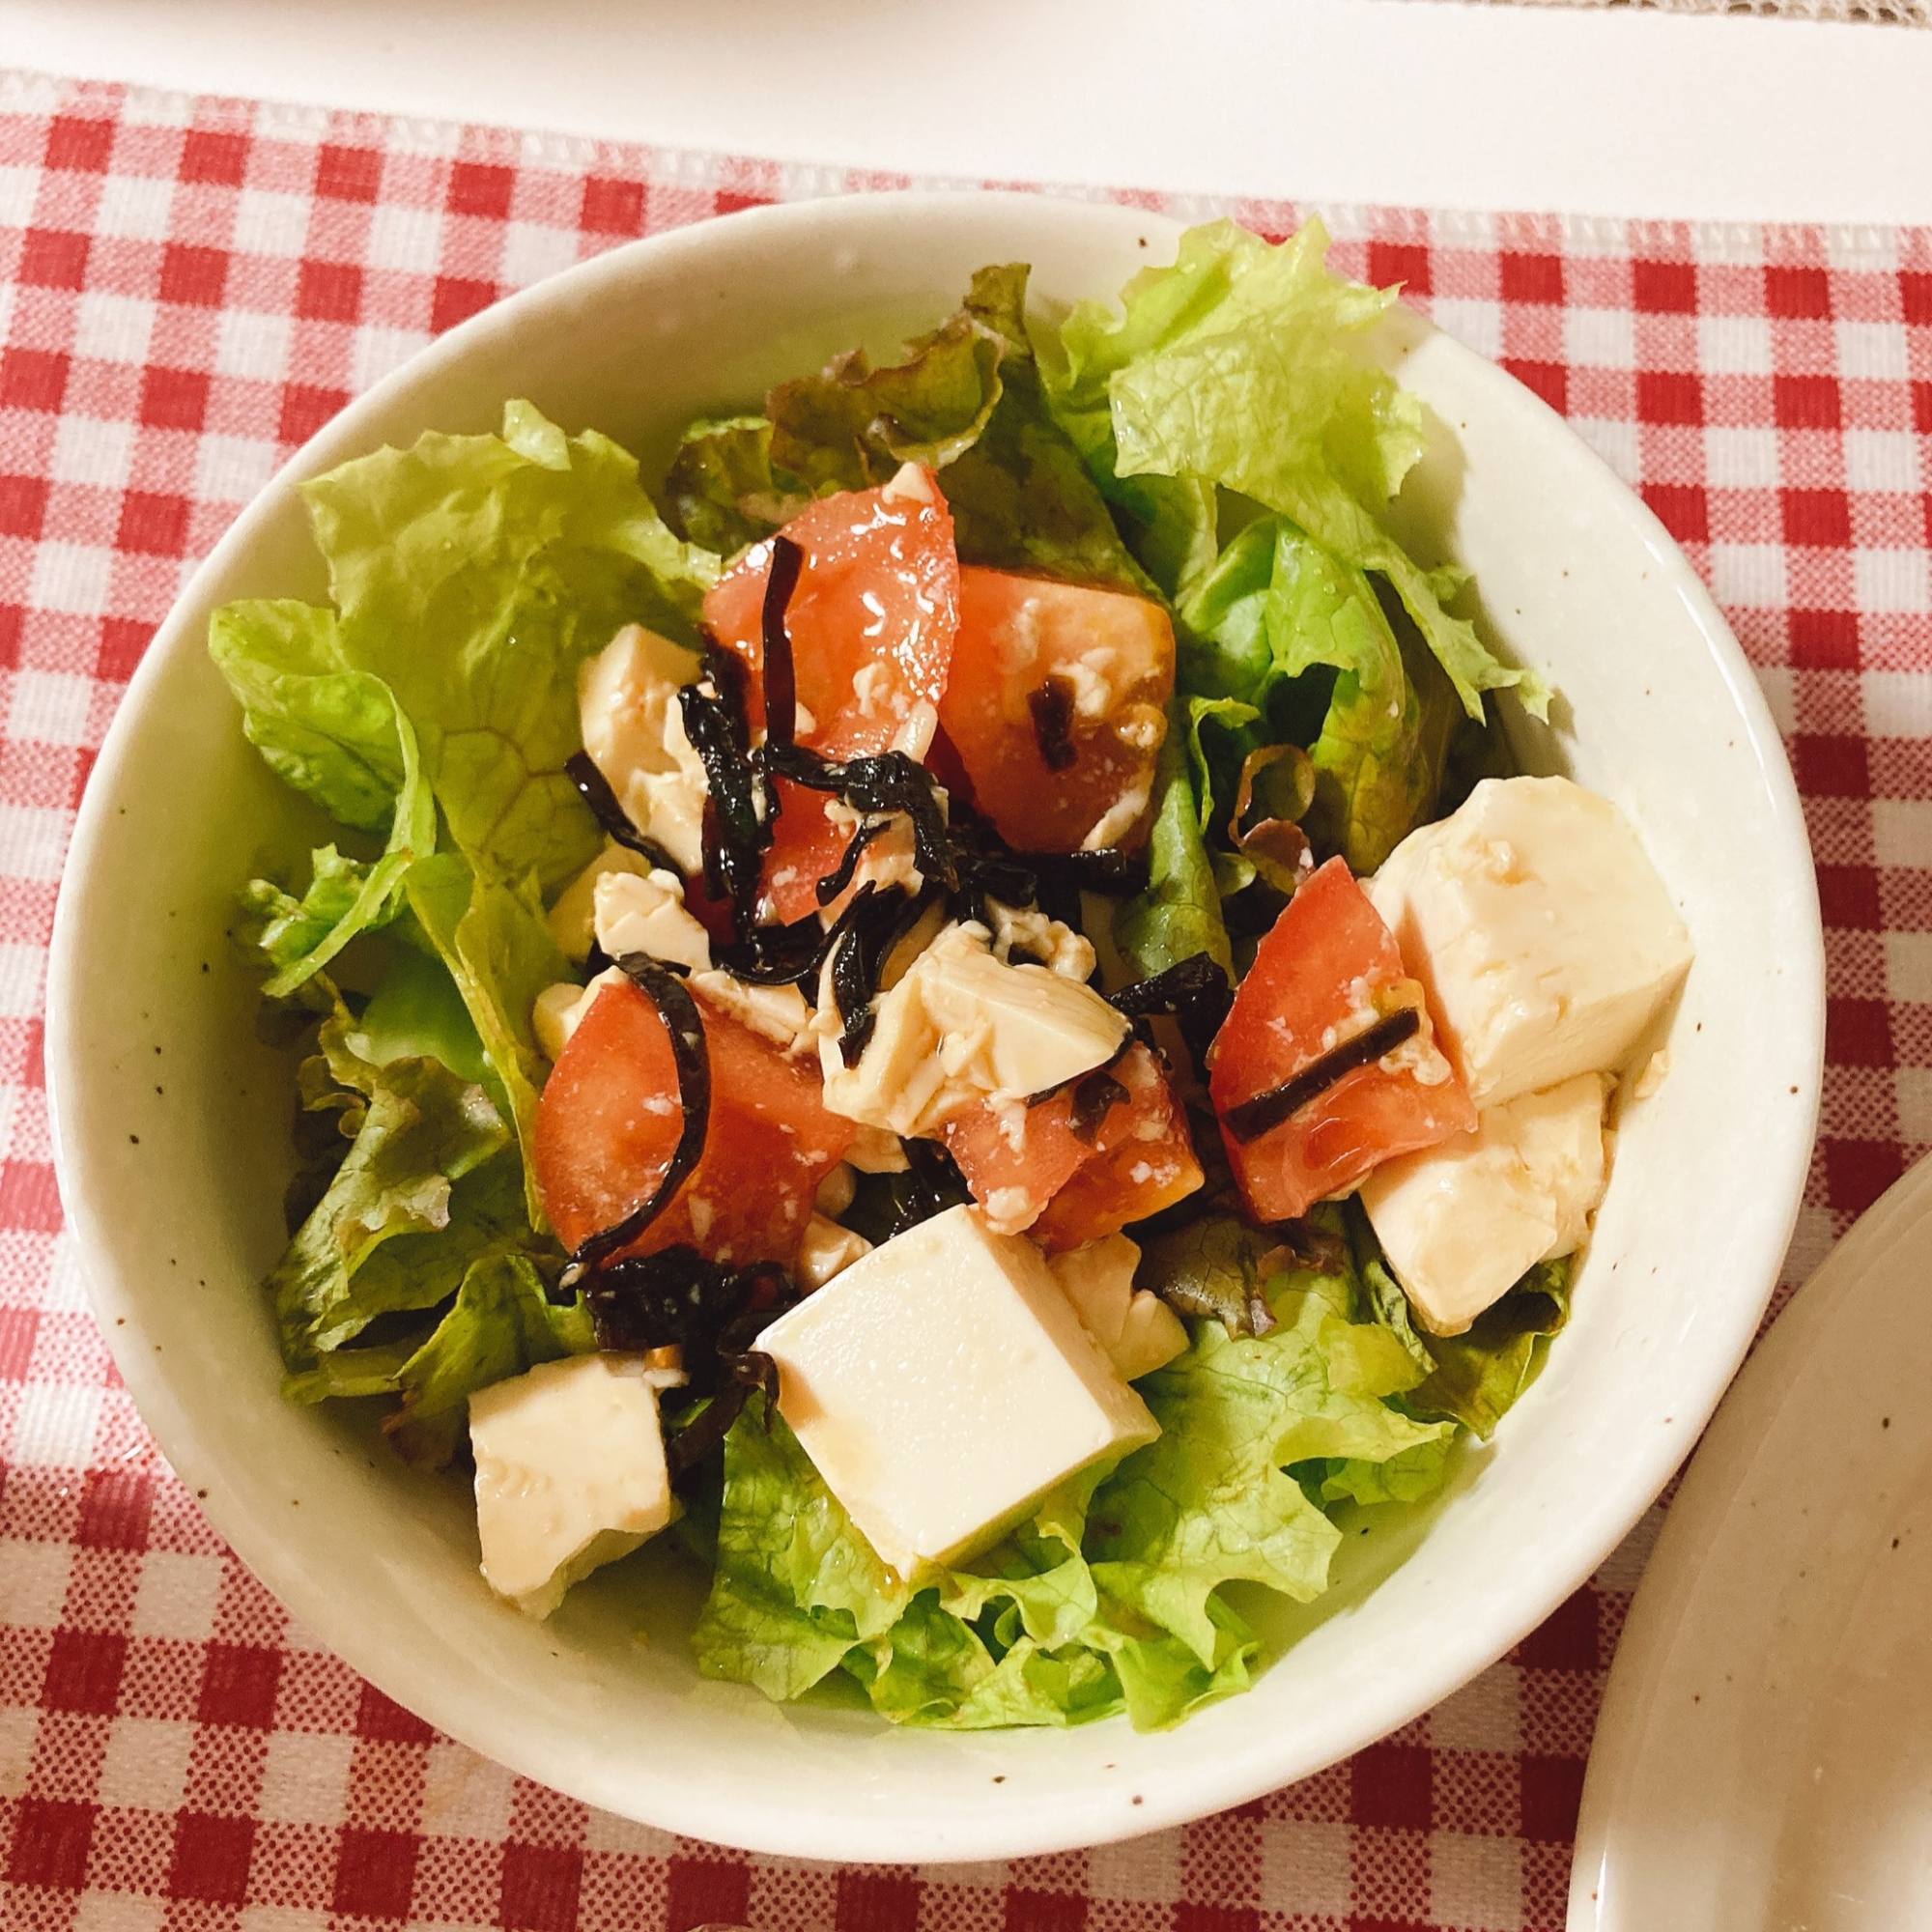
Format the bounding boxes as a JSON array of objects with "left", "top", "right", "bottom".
[{"left": 211, "top": 218, "right": 1692, "bottom": 1732}]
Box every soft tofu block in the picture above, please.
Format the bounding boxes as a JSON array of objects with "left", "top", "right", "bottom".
[
  {"left": 819, "top": 921, "right": 1128, "bottom": 1138},
  {"left": 1369, "top": 776, "right": 1692, "bottom": 1107},
  {"left": 1047, "top": 1234, "right": 1188, "bottom": 1381},
  {"left": 758, "top": 1204, "right": 1159, "bottom": 1575},
  {"left": 1361, "top": 1072, "right": 1609, "bottom": 1335},
  {"left": 469, "top": 1353, "right": 679, "bottom": 1619}
]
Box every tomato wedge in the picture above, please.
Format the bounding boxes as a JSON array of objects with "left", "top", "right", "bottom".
[
  {"left": 533, "top": 974, "right": 854, "bottom": 1268},
  {"left": 702, "top": 469, "right": 960, "bottom": 923},
  {"left": 936, "top": 567, "right": 1174, "bottom": 852},
  {"left": 1208, "top": 857, "right": 1476, "bottom": 1222},
  {"left": 940, "top": 1041, "right": 1203, "bottom": 1252},
  {"left": 703, "top": 469, "right": 958, "bottom": 758}
]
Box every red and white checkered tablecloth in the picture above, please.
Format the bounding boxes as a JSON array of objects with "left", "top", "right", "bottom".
[{"left": 1, "top": 60, "right": 1927, "bottom": 1932}]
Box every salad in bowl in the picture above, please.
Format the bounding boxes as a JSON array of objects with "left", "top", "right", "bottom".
[{"left": 208, "top": 215, "right": 1694, "bottom": 1734}]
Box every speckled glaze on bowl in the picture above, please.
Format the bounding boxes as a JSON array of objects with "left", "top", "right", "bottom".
[{"left": 46, "top": 193, "right": 1822, "bottom": 1863}]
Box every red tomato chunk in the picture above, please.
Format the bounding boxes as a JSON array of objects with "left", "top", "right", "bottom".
[
  {"left": 534, "top": 975, "right": 853, "bottom": 1268},
  {"left": 1208, "top": 856, "right": 1476, "bottom": 1222},
  {"left": 938, "top": 566, "right": 1174, "bottom": 853},
  {"left": 941, "top": 1041, "right": 1203, "bottom": 1251},
  {"left": 702, "top": 472, "right": 960, "bottom": 924}
]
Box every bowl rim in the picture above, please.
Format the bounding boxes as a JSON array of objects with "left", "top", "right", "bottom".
[{"left": 46, "top": 188, "right": 1825, "bottom": 1861}]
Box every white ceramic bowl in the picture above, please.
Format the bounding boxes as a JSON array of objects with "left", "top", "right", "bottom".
[{"left": 46, "top": 192, "right": 1822, "bottom": 1863}]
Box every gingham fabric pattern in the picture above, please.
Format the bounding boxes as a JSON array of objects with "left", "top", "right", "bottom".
[
  {"left": 1438, "top": 0, "right": 1928, "bottom": 26},
  {"left": 0, "top": 62, "right": 1927, "bottom": 1932}
]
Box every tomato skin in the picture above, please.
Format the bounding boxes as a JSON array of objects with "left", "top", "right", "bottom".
[
  {"left": 702, "top": 472, "right": 959, "bottom": 760},
  {"left": 533, "top": 975, "right": 854, "bottom": 1269},
  {"left": 940, "top": 1041, "right": 1204, "bottom": 1251},
  {"left": 937, "top": 567, "right": 1174, "bottom": 853},
  {"left": 1208, "top": 857, "right": 1476, "bottom": 1222}
]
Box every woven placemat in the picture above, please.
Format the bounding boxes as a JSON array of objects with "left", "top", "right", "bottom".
[{"left": 2, "top": 63, "right": 1929, "bottom": 1932}]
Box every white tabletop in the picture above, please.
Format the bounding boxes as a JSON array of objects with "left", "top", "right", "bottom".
[{"left": 6, "top": 0, "right": 1931, "bottom": 230}]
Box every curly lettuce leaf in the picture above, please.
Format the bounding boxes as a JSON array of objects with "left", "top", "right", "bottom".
[
  {"left": 383, "top": 1250, "right": 592, "bottom": 1467},
  {"left": 1063, "top": 217, "right": 1544, "bottom": 721},
  {"left": 297, "top": 399, "right": 719, "bottom": 894},
  {"left": 1113, "top": 713, "right": 1232, "bottom": 979},
  {"left": 696, "top": 1246, "right": 1456, "bottom": 1729},
  {"left": 1348, "top": 1206, "right": 1572, "bottom": 1439},
  {"left": 1035, "top": 295, "right": 1220, "bottom": 609},
  {"left": 210, "top": 599, "right": 406, "bottom": 834},
  {"left": 403, "top": 851, "right": 567, "bottom": 1226},
  {"left": 1087, "top": 1269, "right": 1451, "bottom": 1668},
  {"left": 668, "top": 267, "right": 1149, "bottom": 595},
  {"left": 662, "top": 414, "right": 810, "bottom": 555},
  {"left": 695, "top": 1403, "right": 912, "bottom": 1703},
  {"left": 927, "top": 265, "right": 1151, "bottom": 594},
  {"left": 215, "top": 603, "right": 436, "bottom": 998},
  {"left": 270, "top": 998, "right": 510, "bottom": 1371}
]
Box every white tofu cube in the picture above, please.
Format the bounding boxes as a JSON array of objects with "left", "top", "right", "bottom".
[
  {"left": 578, "top": 624, "right": 709, "bottom": 874},
  {"left": 531, "top": 966, "right": 625, "bottom": 1062},
  {"left": 546, "top": 839, "right": 658, "bottom": 963},
  {"left": 818, "top": 921, "right": 1128, "bottom": 1138},
  {"left": 591, "top": 867, "right": 711, "bottom": 974},
  {"left": 757, "top": 1205, "right": 1159, "bottom": 1575},
  {"left": 469, "top": 1353, "right": 682, "bottom": 1619},
  {"left": 796, "top": 1212, "right": 872, "bottom": 1290},
  {"left": 1047, "top": 1234, "right": 1188, "bottom": 1381},
  {"left": 1360, "top": 1072, "right": 1610, "bottom": 1336},
  {"left": 1368, "top": 776, "right": 1692, "bottom": 1107}
]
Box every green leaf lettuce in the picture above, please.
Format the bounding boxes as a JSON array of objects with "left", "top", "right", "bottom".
[{"left": 1060, "top": 217, "right": 1546, "bottom": 722}]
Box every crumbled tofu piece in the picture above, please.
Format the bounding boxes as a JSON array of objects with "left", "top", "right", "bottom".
[
  {"left": 578, "top": 625, "right": 709, "bottom": 874},
  {"left": 881, "top": 460, "right": 938, "bottom": 506},
  {"left": 817, "top": 921, "right": 1129, "bottom": 1138},
  {"left": 797, "top": 1212, "right": 872, "bottom": 1290},
  {"left": 547, "top": 840, "right": 661, "bottom": 963},
  {"left": 593, "top": 868, "right": 711, "bottom": 974},
  {"left": 814, "top": 1161, "right": 858, "bottom": 1216},
  {"left": 688, "top": 970, "right": 817, "bottom": 1056},
  {"left": 1368, "top": 776, "right": 1692, "bottom": 1107},
  {"left": 469, "top": 1353, "right": 685, "bottom": 1619},
  {"left": 532, "top": 967, "right": 626, "bottom": 1062},
  {"left": 758, "top": 1205, "right": 1159, "bottom": 1573},
  {"left": 987, "top": 897, "right": 1096, "bottom": 982},
  {"left": 891, "top": 698, "right": 940, "bottom": 763},
  {"left": 1047, "top": 1234, "right": 1188, "bottom": 1381},
  {"left": 1080, "top": 783, "right": 1151, "bottom": 851},
  {"left": 1361, "top": 1072, "right": 1610, "bottom": 1336},
  {"left": 845, "top": 1124, "right": 910, "bottom": 1173}
]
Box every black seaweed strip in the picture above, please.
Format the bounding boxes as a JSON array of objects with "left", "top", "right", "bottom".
[
  {"left": 760, "top": 535, "right": 804, "bottom": 751},
  {"left": 564, "top": 751, "right": 684, "bottom": 877},
  {"left": 827, "top": 883, "right": 927, "bottom": 1066},
  {"left": 1223, "top": 1007, "right": 1422, "bottom": 1144},
  {"left": 765, "top": 743, "right": 956, "bottom": 889},
  {"left": 711, "top": 910, "right": 827, "bottom": 987},
  {"left": 1027, "top": 675, "right": 1078, "bottom": 773},
  {"left": 680, "top": 682, "right": 771, "bottom": 939},
  {"left": 814, "top": 816, "right": 892, "bottom": 907},
  {"left": 664, "top": 1385, "right": 748, "bottom": 1476},
  {"left": 896, "top": 1138, "right": 972, "bottom": 1235},
  {"left": 700, "top": 637, "right": 753, "bottom": 752},
  {"left": 1068, "top": 1068, "right": 1129, "bottom": 1143},
  {"left": 1108, "top": 953, "right": 1235, "bottom": 1076},
  {"left": 561, "top": 956, "right": 712, "bottom": 1281}
]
